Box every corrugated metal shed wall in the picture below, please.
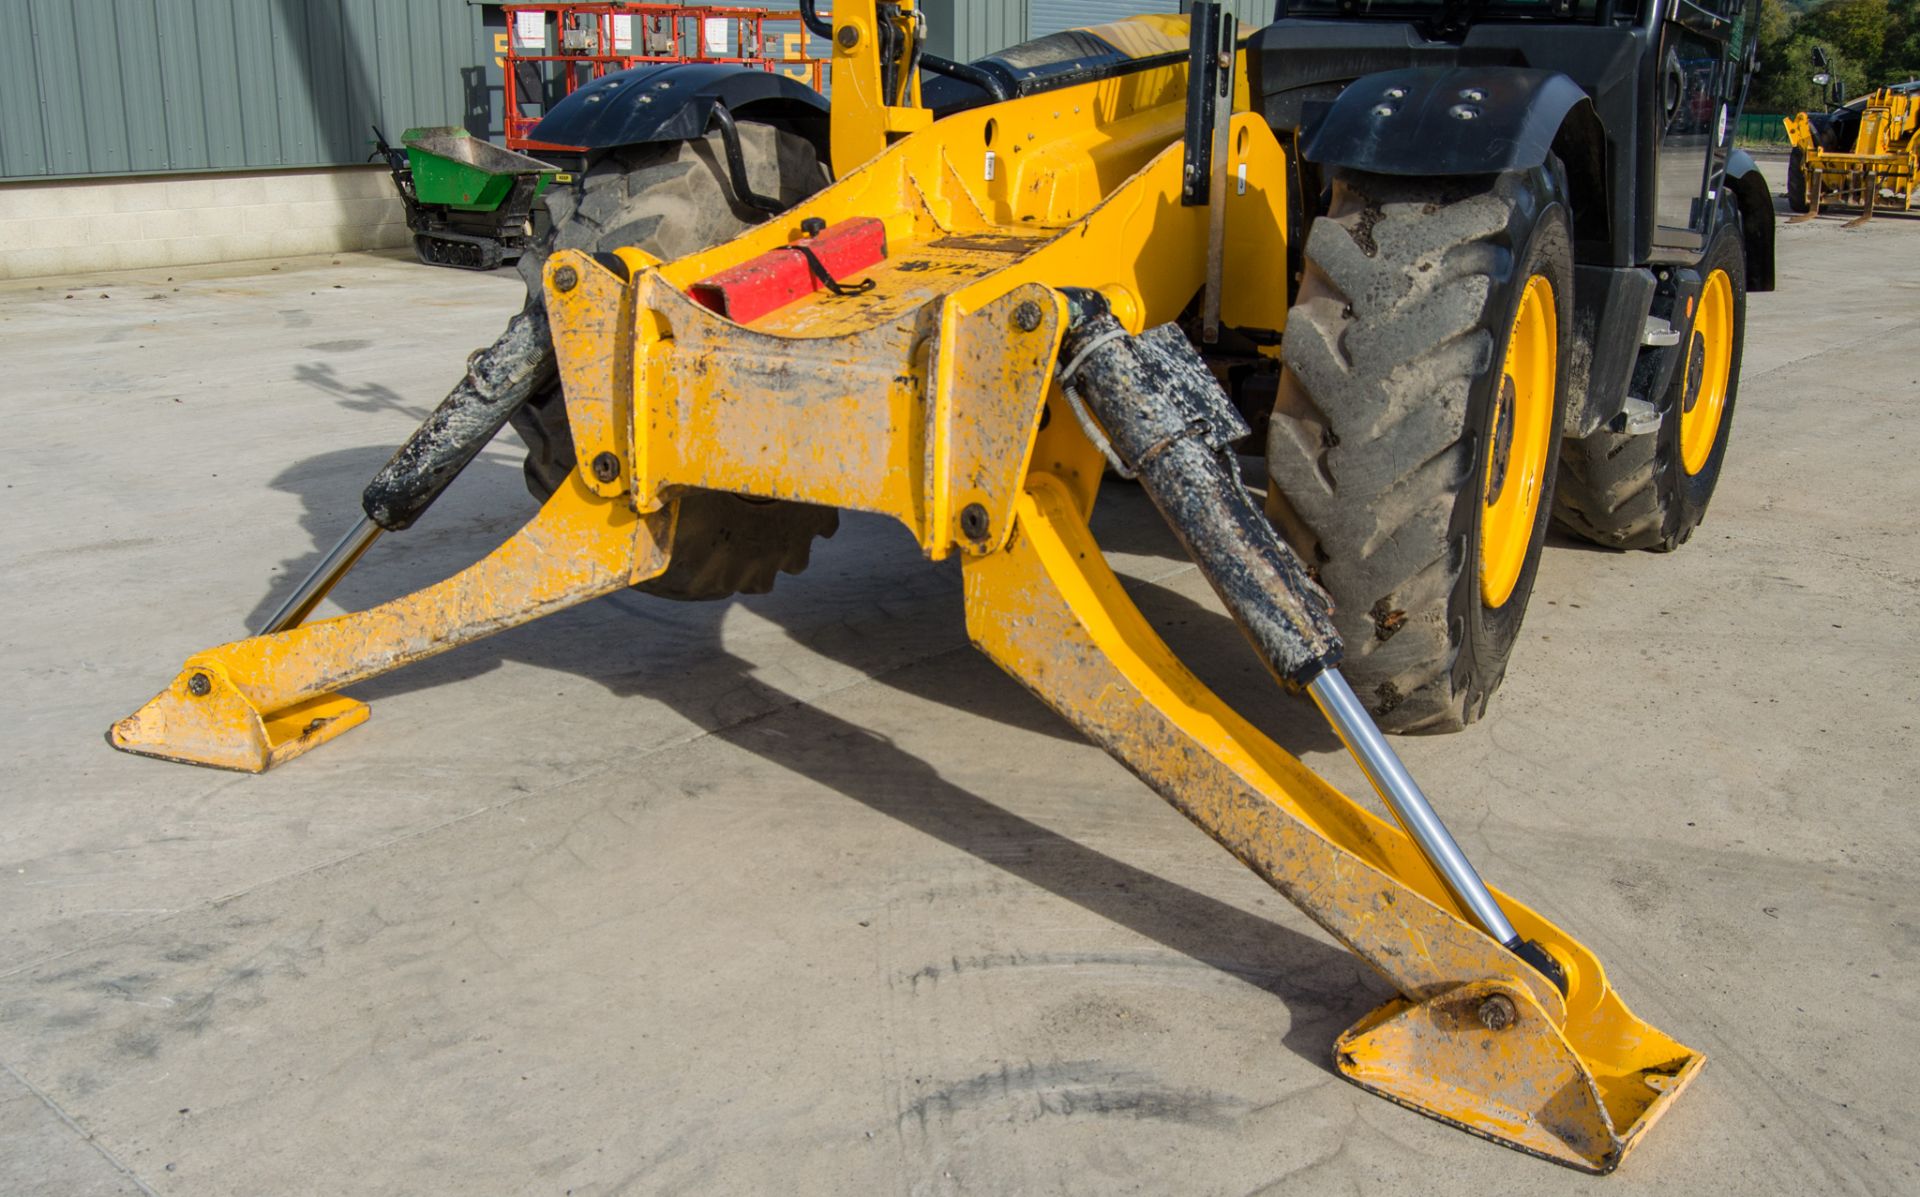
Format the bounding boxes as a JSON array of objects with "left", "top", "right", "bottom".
[
  {"left": 921, "top": 1, "right": 1029, "bottom": 64},
  {"left": 1030, "top": 0, "right": 1176, "bottom": 39},
  {"left": 0, "top": 1, "right": 1283, "bottom": 181},
  {"left": 1030, "top": 2, "right": 1272, "bottom": 41},
  {"left": 0, "top": 0, "right": 485, "bottom": 181},
  {"left": 928, "top": 1, "right": 1274, "bottom": 69}
]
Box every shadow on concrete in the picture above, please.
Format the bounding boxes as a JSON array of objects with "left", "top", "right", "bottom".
[
  {"left": 1543, "top": 524, "right": 1627, "bottom": 555},
  {"left": 270, "top": 0, "right": 384, "bottom": 165},
  {"left": 1771, "top": 187, "right": 1920, "bottom": 223},
  {"left": 293, "top": 361, "right": 431, "bottom": 422},
  {"left": 240, "top": 429, "right": 1377, "bottom": 1073},
  {"left": 246, "top": 433, "right": 1339, "bottom": 759},
  {"left": 687, "top": 651, "right": 1389, "bottom": 1069}
]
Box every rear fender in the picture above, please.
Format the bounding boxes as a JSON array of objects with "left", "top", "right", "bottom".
[
  {"left": 1302, "top": 66, "right": 1593, "bottom": 178},
  {"left": 530, "top": 62, "right": 829, "bottom": 161},
  {"left": 1721, "top": 149, "right": 1776, "bottom": 293},
  {"left": 1304, "top": 65, "right": 1622, "bottom": 264}
]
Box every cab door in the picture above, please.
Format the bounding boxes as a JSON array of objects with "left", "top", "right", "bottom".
[{"left": 1652, "top": 0, "right": 1743, "bottom": 253}]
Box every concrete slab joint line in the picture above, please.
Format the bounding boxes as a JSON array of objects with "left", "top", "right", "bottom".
[{"left": 3, "top": 1060, "right": 159, "bottom": 1196}]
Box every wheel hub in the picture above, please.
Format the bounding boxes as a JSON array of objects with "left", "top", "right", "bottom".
[
  {"left": 1486, "top": 376, "right": 1517, "bottom": 506},
  {"left": 1478, "top": 274, "right": 1555, "bottom": 610},
  {"left": 1678, "top": 268, "right": 1735, "bottom": 476},
  {"left": 1682, "top": 333, "right": 1707, "bottom": 414}
]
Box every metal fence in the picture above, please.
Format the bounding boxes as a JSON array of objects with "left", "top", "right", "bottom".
[{"left": 1735, "top": 112, "right": 1793, "bottom": 148}]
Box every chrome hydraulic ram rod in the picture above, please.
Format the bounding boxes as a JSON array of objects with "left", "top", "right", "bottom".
[
  {"left": 258, "top": 516, "right": 381, "bottom": 635},
  {"left": 256, "top": 300, "right": 559, "bottom": 636},
  {"left": 1306, "top": 668, "right": 1520, "bottom": 945},
  {"left": 1056, "top": 289, "right": 1564, "bottom": 990}
]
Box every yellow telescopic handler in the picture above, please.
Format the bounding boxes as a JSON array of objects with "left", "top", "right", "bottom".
[
  {"left": 1784, "top": 51, "right": 1918, "bottom": 225},
  {"left": 115, "top": 1, "right": 1781, "bottom": 1172}
]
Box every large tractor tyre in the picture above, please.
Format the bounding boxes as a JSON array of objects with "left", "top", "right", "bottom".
[
  {"left": 1266, "top": 165, "right": 1574, "bottom": 733},
  {"left": 1554, "top": 212, "right": 1746, "bottom": 552},
  {"left": 510, "top": 123, "right": 840, "bottom": 601},
  {"left": 1786, "top": 146, "right": 1811, "bottom": 214}
]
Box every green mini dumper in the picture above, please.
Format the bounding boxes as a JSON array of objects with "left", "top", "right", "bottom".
[{"left": 374, "top": 126, "right": 563, "bottom": 271}]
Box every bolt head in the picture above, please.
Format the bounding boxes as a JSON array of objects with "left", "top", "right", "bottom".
[
  {"left": 553, "top": 265, "right": 578, "bottom": 293},
  {"left": 959, "top": 503, "right": 991, "bottom": 542},
  {"left": 1449, "top": 104, "right": 1481, "bottom": 121},
  {"left": 1372, "top": 103, "right": 1397, "bottom": 118},
  {"left": 1458, "top": 87, "right": 1488, "bottom": 102},
  {"left": 800, "top": 216, "right": 827, "bottom": 238},
  {"left": 1477, "top": 993, "right": 1518, "bottom": 1032},
  {"left": 1012, "top": 300, "right": 1043, "bottom": 332},
  {"left": 1384, "top": 86, "right": 1408, "bottom": 100},
  {"left": 836, "top": 24, "right": 859, "bottom": 49},
  {"left": 591, "top": 452, "right": 620, "bottom": 483},
  {"left": 186, "top": 672, "right": 212, "bottom": 697}
]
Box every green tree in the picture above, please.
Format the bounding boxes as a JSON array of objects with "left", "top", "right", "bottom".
[
  {"left": 1885, "top": 0, "right": 1920, "bottom": 80},
  {"left": 1748, "top": 0, "right": 1916, "bottom": 111},
  {"left": 1799, "top": 0, "right": 1888, "bottom": 73}
]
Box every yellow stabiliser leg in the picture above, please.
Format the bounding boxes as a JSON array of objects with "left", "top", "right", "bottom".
[
  {"left": 111, "top": 473, "right": 672, "bottom": 772},
  {"left": 963, "top": 477, "right": 1703, "bottom": 1173}
]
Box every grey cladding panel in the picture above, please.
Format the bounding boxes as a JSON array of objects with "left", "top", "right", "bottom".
[
  {"left": 1, "top": 0, "right": 485, "bottom": 179},
  {"left": 27, "top": 0, "right": 88, "bottom": 177},
  {"left": 1029, "top": 0, "right": 1178, "bottom": 39}
]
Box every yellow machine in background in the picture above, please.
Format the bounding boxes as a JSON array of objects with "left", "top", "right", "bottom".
[
  {"left": 110, "top": 1, "right": 1751, "bottom": 1172},
  {"left": 1786, "top": 81, "right": 1920, "bottom": 224}
]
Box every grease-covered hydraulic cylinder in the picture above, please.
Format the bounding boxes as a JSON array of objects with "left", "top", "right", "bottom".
[{"left": 1055, "top": 287, "right": 1342, "bottom": 686}]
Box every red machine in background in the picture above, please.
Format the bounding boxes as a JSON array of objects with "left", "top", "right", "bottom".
[{"left": 502, "top": 3, "right": 831, "bottom": 150}]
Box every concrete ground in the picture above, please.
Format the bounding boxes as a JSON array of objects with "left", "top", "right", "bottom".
[{"left": 1, "top": 174, "right": 1915, "bottom": 1195}]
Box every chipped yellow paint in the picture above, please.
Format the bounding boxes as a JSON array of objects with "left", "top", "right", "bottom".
[
  {"left": 111, "top": 471, "right": 673, "bottom": 772},
  {"left": 547, "top": 252, "right": 642, "bottom": 500},
  {"left": 825, "top": 1, "right": 926, "bottom": 177},
  {"left": 1336, "top": 980, "right": 1703, "bottom": 1173},
  {"left": 580, "top": 72, "right": 1290, "bottom": 560},
  {"left": 960, "top": 478, "right": 1704, "bottom": 1173}
]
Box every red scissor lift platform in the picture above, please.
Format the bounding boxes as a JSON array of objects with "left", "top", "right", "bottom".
[{"left": 503, "top": 3, "right": 831, "bottom": 151}]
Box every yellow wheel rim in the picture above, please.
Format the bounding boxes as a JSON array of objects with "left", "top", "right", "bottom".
[
  {"left": 1680, "top": 268, "right": 1734, "bottom": 476},
  {"left": 1479, "top": 274, "right": 1556, "bottom": 610}
]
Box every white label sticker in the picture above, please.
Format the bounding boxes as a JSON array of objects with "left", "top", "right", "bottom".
[
  {"left": 515, "top": 12, "right": 545, "bottom": 49},
  {"left": 612, "top": 14, "right": 632, "bottom": 51},
  {"left": 984, "top": 150, "right": 996, "bottom": 181},
  {"left": 1237, "top": 163, "right": 1247, "bottom": 195}
]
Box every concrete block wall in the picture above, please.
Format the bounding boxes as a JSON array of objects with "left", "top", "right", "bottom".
[{"left": 0, "top": 168, "right": 410, "bottom": 280}]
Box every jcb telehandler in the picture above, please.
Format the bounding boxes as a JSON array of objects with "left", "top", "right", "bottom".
[
  {"left": 113, "top": 0, "right": 1776, "bottom": 1172},
  {"left": 1784, "top": 53, "right": 1919, "bottom": 224}
]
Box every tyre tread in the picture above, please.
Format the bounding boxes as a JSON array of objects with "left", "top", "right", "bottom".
[{"left": 1267, "top": 169, "right": 1570, "bottom": 732}]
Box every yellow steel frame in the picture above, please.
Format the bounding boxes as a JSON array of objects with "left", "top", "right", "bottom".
[
  {"left": 1785, "top": 93, "right": 1920, "bottom": 224},
  {"left": 113, "top": 3, "right": 1701, "bottom": 1170}
]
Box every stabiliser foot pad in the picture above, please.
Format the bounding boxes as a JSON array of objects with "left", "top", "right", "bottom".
[
  {"left": 111, "top": 664, "right": 367, "bottom": 773},
  {"left": 1334, "top": 979, "right": 1704, "bottom": 1173}
]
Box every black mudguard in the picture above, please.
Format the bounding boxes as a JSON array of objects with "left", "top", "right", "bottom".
[
  {"left": 1302, "top": 66, "right": 1593, "bottom": 178},
  {"left": 530, "top": 61, "right": 828, "bottom": 157},
  {"left": 1721, "top": 148, "right": 1776, "bottom": 293}
]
